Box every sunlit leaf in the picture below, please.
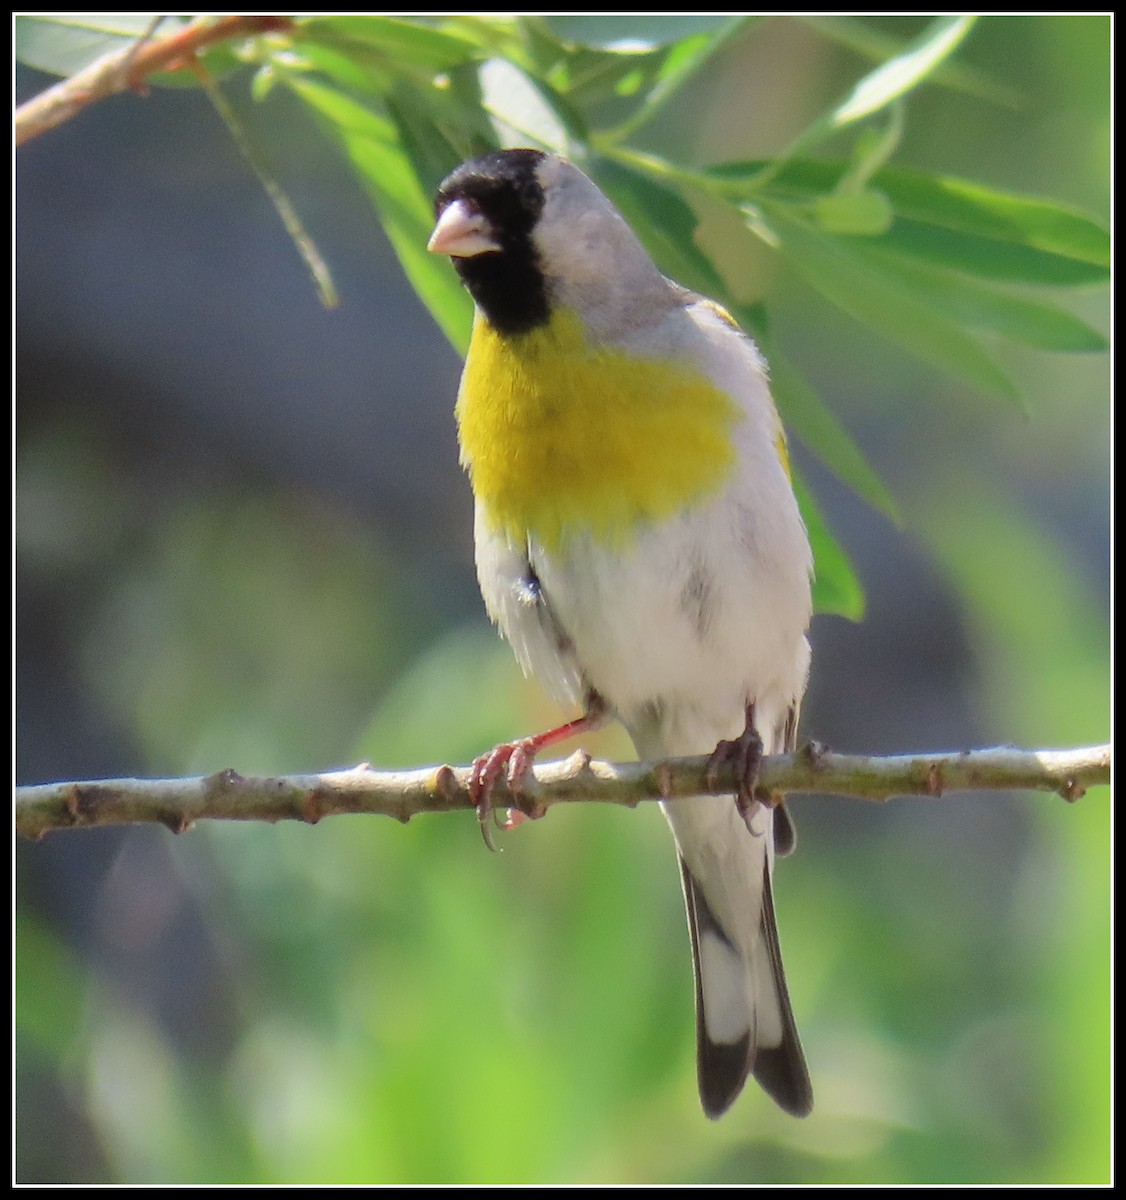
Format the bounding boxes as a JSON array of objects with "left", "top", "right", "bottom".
[
  {"left": 14, "top": 13, "right": 252, "bottom": 89},
  {"left": 478, "top": 57, "right": 577, "bottom": 153},
  {"left": 873, "top": 170, "right": 1109, "bottom": 269},
  {"left": 829, "top": 14, "right": 976, "bottom": 126},
  {"left": 799, "top": 13, "right": 1023, "bottom": 107},
  {"left": 15, "top": 13, "right": 185, "bottom": 77},
  {"left": 298, "top": 14, "right": 482, "bottom": 72},
  {"left": 768, "top": 15, "right": 976, "bottom": 167},
  {"left": 644, "top": 16, "right": 750, "bottom": 101},
  {"left": 711, "top": 158, "right": 1110, "bottom": 283},
  {"left": 283, "top": 41, "right": 395, "bottom": 95},
  {"left": 286, "top": 78, "right": 473, "bottom": 351},
  {"left": 543, "top": 15, "right": 742, "bottom": 51}
]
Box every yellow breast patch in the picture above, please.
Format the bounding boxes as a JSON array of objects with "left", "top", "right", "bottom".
[{"left": 456, "top": 309, "right": 739, "bottom": 551}]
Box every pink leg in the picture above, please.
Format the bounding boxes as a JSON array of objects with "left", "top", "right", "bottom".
[{"left": 471, "top": 699, "right": 607, "bottom": 849}]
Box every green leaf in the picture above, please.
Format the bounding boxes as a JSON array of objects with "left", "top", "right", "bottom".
[
  {"left": 591, "top": 159, "right": 726, "bottom": 298},
  {"left": 813, "top": 189, "right": 894, "bottom": 235},
  {"left": 546, "top": 44, "right": 659, "bottom": 104},
  {"left": 542, "top": 15, "right": 742, "bottom": 50},
  {"left": 154, "top": 44, "right": 248, "bottom": 91},
  {"left": 282, "top": 40, "right": 396, "bottom": 95},
  {"left": 251, "top": 63, "right": 278, "bottom": 102},
  {"left": 516, "top": 14, "right": 574, "bottom": 79},
  {"left": 792, "top": 472, "right": 865, "bottom": 620},
  {"left": 763, "top": 207, "right": 1021, "bottom": 403},
  {"left": 15, "top": 13, "right": 186, "bottom": 77},
  {"left": 713, "top": 159, "right": 1110, "bottom": 284},
  {"left": 832, "top": 100, "right": 906, "bottom": 198},
  {"left": 297, "top": 15, "right": 483, "bottom": 72},
  {"left": 478, "top": 57, "right": 578, "bottom": 152},
  {"left": 14, "top": 13, "right": 248, "bottom": 89},
  {"left": 876, "top": 217, "right": 1109, "bottom": 286},
  {"left": 799, "top": 14, "right": 1023, "bottom": 107},
  {"left": 871, "top": 169, "right": 1110, "bottom": 270},
  {"left": 827, "top": 15, "right": 976, "bottom": 126},
  {"left": 286, "top": 78, "right": 473, "bottom": 352},
  {"left": 860, "top": 248, "right": 1107, "bottom": 352},
  {"left": 777, "top": 15, "right": 976, "bottom": 166},
  {"left": 383, "top": 81, "right": 486, "bottom": 200},
  {"left": 741, "top": 312, "right": 900, "bottom": 521},
  {"left": 605, "top": 16, "right": 753, "bottom": 140}
]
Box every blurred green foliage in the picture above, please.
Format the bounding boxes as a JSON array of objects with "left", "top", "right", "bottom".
[{"left": 15, "top": 13, "right": 1109, "bottom": 1186}]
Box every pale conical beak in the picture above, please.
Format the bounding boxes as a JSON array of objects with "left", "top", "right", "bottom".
[{"left": 427, "top": 200, "right": 500, "bottom": 258}]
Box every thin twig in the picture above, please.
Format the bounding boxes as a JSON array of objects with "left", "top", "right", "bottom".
[
  {"left": 15, "top": 14, "right": 293, "bottom": 147},
  {"left": 14, "top": 743, "right": 1111, "bottom": 840},
  {"left": 189, "top": 56, "right": 339, "bottom": 307}
]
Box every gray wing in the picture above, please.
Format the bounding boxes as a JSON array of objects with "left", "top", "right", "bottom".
[{"left": 473, "top": 509, "right": 586, "bottom": 712}]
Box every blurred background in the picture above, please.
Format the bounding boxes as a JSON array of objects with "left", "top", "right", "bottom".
[{"left": 15, "top": 15, "right": 1110, "bottom": 1185}]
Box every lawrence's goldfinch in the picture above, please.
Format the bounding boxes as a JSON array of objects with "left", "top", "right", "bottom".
[{"left": 428, "top": 148, "right": 814, "bottom": 1119}]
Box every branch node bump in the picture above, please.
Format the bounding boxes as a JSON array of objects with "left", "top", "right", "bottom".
[
  {"left": 64, "top": 786, "right": 82, "bottom": 824},
  {"left": 801, "top": 740, "right": 829, "bottom": 769},
  {"left": 434, "top": 765, "right": 462, "bottom": 806},
  {"left": 565, "top": 748, "right": 593, "bottom": 774},
  {"left": 65, "top": 784, "right": 103, "bottom": 826},
  {"left": 655, "top": 762, "right": 674, "bottom": 800},
  {"left": 301, "top": 789, "right": 326, "bottom": 825},
  {"left": 1061, "top": 776, "right": 1085, "bottom": 803},
  {"left": 207, "top": 767, "right": 245, "bottom": 795},
  {"left": 924, "top": 762, "right": 944, "bottom": 796}
]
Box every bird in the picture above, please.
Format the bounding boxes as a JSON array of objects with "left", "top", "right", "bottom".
[{"left": 427, "top": 148, "right": 814, "bottom": 1119}]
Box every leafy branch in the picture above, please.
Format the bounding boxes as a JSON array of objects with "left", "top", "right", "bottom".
[
  {"left": 15, "top": 744, "right": 1111, "bottom": 840},
  {"left": 14, "top": 14, "right": 293, "bottom": 146}
]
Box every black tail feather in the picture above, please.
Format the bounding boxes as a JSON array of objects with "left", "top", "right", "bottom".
[
  {"left": 678, "top": 852, "right": 812, "bottom": 1119},
  {"left": 751, "top": 869, "right": 813, "bottom": 1117}
]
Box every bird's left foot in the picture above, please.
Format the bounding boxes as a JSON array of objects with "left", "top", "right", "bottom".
[{"left": 705, "top": 703, "right": 767, "bottom": 832}]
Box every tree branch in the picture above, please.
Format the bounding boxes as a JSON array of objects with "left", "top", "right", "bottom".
[
  {"left": 15, "top": 14, "right": 293, "bottom": 147},
  {"left": 14, "top": 743, "right": 1110, "bottom": 840}
]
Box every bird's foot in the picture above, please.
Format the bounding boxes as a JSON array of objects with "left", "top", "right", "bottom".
[
  {"left": 469, "top": 698, "right": 608, "bottom": 851},
  {"left": 469, "top": 738, "right": 547, "bottom": 851},
  {"left": 705, "top": 704, "right": 767, "bottom": 833}
]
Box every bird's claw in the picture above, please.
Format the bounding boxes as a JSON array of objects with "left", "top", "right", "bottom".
[
  {"left": 705, "top": 710, "right": 766, "bottom": 833},
  {"left": 469, "top": 739, "right": 546, "bottom": 850}
]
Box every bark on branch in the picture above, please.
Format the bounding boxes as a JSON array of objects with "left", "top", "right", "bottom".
[
  {"left": 14, "top": 14, "right": 293, "bottom": 147},
  {"left": 14, "top": 743, "right": 1111, "bottom": 840}
]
